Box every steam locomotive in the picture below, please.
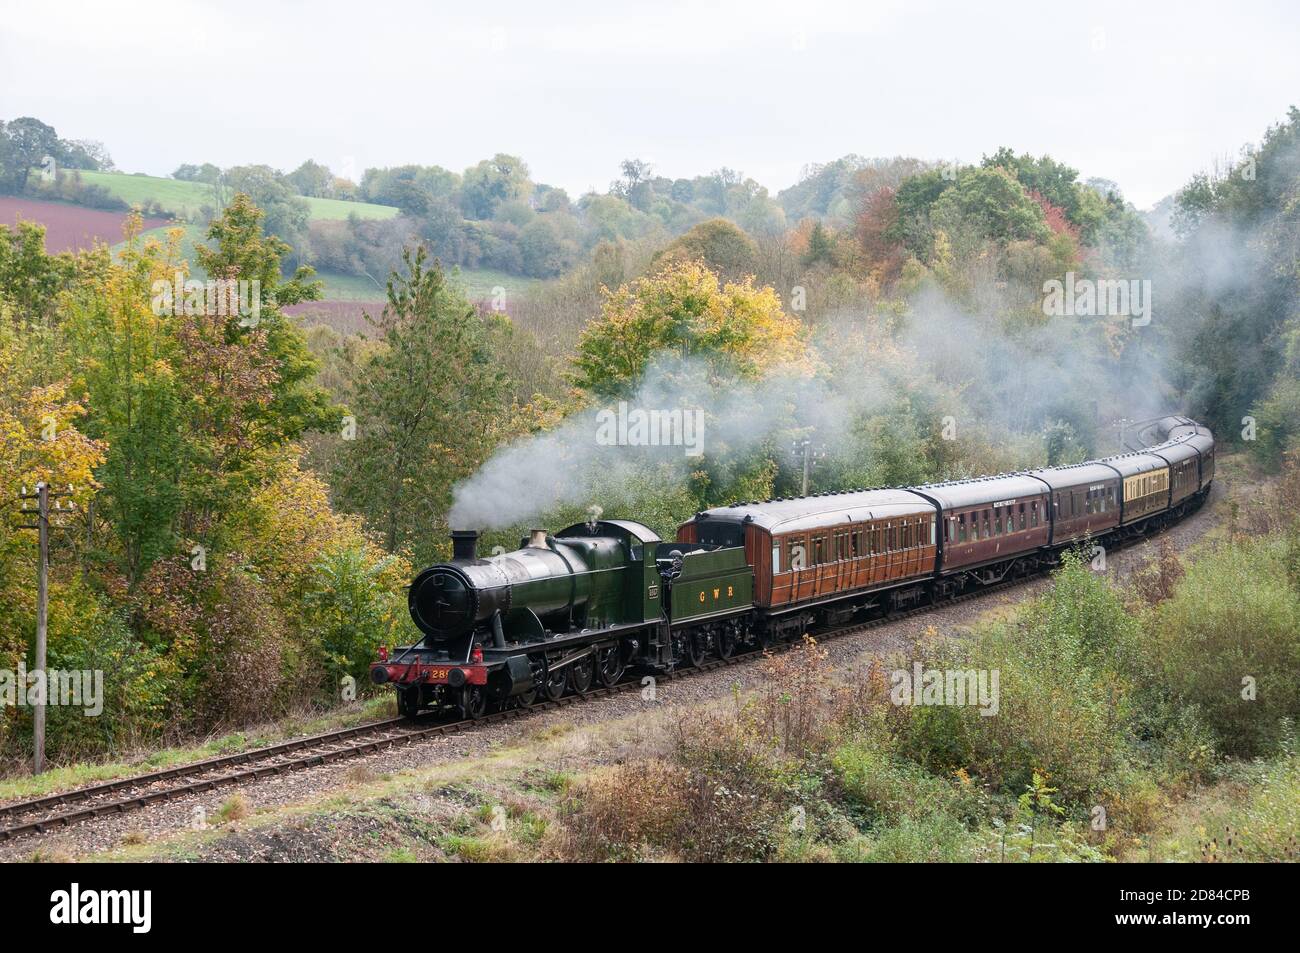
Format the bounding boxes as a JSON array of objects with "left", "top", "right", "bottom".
[{"left": 371, "top": 415, "right": 1214, "bottom": 718}]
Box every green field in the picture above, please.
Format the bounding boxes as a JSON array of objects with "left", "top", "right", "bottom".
[
  {"left": 80, "top": 170, "right": 399, "bottom": 222},
  {"left": 109, "top": 224, "right": 534, "bottom": 304}
]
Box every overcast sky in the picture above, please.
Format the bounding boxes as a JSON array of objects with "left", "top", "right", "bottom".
[{"left": 2, "top": 0, "right": 1297, "bottom": 209}]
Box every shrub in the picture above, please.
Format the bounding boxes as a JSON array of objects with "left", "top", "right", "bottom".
[
  {"left": 1146, "top": 537, "right": 1300, "bottom": 758},
  {"left": 890, "top": 554, "right": 1140, "bottom": 806},
  {"left": 559, "top": 759, "right": 693, "bottom": 862},
  {"left": 303, "top": 544, "right": 407, "bottom": 690}
]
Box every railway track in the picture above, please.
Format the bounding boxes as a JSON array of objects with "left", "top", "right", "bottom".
[{"left": 0, "top": 520, "right": 1178, "bottom": 844}]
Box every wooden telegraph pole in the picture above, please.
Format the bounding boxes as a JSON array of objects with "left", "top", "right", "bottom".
[
  {"left": 17, "top": 482, "right": 74, "bottom": 775},
  {"left": 790, "top": 437, "right": 826, "bottom": 497}
]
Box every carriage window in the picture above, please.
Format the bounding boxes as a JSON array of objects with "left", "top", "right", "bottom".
[
  {"left": 995, "top": 512, "right": 1003, "bottom": 535},
  {"left": 931, "top": 519, "right": 937, "bottom": 545},
  {"left": 1030, "top": 502, "right": 1038, "bottom": 527},
  {"left": 814, "top": 537, "right": 825, "bottom": 564},
  {"left": 772, "top": 543, "right": 781, "bottom": 573},
  {"left": 983, "top": 512, "right": 991, "bottom": 538},
  {"left": 1019, "top": 504, "right": 1026, "bottom": 530},
  {"left": 958, "top": 514, "right": 967, "bottom": 542},
  {"left": 789, "top": 536, "right": 807, "bottom": 570}
]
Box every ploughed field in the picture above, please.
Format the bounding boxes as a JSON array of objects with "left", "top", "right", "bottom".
[{"left": 0, "top": 197, "right": 168, "bottom": 253}]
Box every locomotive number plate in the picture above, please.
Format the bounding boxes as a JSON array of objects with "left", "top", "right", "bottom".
[{"left": 429, "top": 668, "right": 450, "bottom": 680}]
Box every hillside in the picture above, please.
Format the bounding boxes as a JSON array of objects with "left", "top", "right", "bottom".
[{"left": 79, "top": 170, "right": 399, "bottom": 221}]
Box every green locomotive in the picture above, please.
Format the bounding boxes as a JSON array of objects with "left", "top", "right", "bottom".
[{"left": 371, "top": 520, "right": 754, "bottom": 718}]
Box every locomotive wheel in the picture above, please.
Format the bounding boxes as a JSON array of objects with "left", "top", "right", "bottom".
[
  {"left": 684, "top": 630, "right": 709, "bottom": 668},
  {"left": 596, "top": 645, "right": 625, "bottom": 687},
  {"left": 569, "top": 655, "right": 595, "bottom": 694},
  {"left": 543, "top": 666, "right": 567, "bottom": 702},
  {"left": 514, "top": 687, "right": 538, "bottom": 708},
  {"left": 395, "top": 685, "right": 419, "bottom": 718},
  {"left": 716, "top": 627, "right": 737, "bottom": 660},
  {"left": 461, "top": 685, "right": 487, "bottom": 720}
]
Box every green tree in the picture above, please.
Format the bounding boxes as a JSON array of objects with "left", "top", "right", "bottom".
[
  {"left": 0, "top": 220, "right": 77, "bottom": 325},
  {"left": 286, "top": 159, "right": 334, "bottom": 197},
  {"left": 0, "top": 117, "right": 58, "bottom": 193},
  {"left": 333, "top": 246, "right": 510, "bottom": 560},
  {"left": 460, "top": 154, "right": 530, "bottom": 220},
  {"left": 220, "top": 166, "right": 311, "bottom": 264},
  {"left": 64, "top": 222, "right": 188, "bottom": 580}
]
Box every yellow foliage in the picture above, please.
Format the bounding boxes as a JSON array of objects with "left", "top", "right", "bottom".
[
  {"left": 571, "top": 259, "right": 811, "bottom": 397},
  {"left": 225, "top": 447, "right": 410, "bottom": 595}
]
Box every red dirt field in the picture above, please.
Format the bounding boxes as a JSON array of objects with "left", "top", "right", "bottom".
[{"left": 0, "top": 197, "right": 169, "bottom": 253}]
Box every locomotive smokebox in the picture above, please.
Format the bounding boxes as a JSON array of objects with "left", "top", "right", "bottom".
[{"left": 450, "top": 529, "right": 480, "bottom": 561}]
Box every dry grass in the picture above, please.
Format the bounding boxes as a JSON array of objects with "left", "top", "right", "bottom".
[
  {"left": 1128, "top": 536, "right": 1185, "bottom": 607},
  {"left": 217, "top": 792, "right": 251, "bottom": 824}
]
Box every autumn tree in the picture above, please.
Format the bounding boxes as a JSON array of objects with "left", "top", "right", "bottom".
[
  {"left": 194, "top": 192, "right": 341, "bottom": 444},
  {"left": 652, "top": 218, "right": 760, "bottom": 283},
  {"left": 63, "top": 220, "right": 189, "bottom": 580},
  {"left": 571, "top": 259, "right": 808, "bottom": 400}
]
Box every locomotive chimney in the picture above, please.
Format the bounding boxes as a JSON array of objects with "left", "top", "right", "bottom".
[
  {"left": 527, "top": 528, "right": 548, "bottom": 548},
  {"left": 450, "top": 529, "right": 479, "bottom": 561}
]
